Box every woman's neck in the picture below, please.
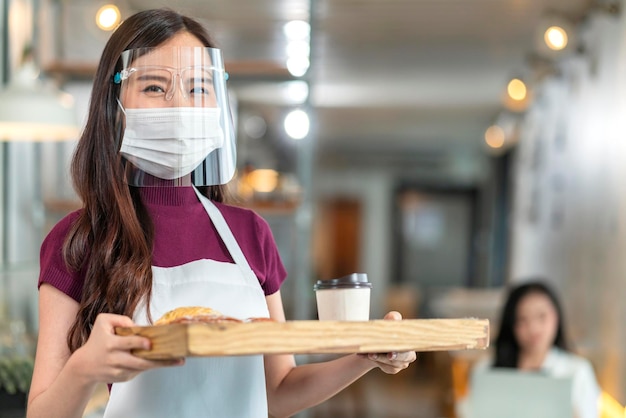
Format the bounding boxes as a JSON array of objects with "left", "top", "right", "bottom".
[{"left": 518, "top": 348, "right": 550, "bottom": 370}]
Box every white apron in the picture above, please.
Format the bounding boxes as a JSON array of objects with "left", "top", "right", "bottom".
[{"left": 104, "top": 188, "right": 269, "bottom": 418}]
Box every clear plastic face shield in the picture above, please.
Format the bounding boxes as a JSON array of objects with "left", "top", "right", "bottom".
[{"left": 115, "top": 46, "right": 235, "bottom": 187}]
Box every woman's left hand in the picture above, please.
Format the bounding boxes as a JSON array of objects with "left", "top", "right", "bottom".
[{"left": 359, "top": 311, "right": 417, "bottom": 374}]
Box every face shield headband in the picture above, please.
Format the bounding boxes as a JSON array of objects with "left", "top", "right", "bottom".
[{"left": 114, "top": 46, "right": 236, "bottom": 187}]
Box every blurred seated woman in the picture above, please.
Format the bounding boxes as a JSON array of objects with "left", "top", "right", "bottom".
[{"left": 460, "top": 280, "right": 600, "bottom": 418}]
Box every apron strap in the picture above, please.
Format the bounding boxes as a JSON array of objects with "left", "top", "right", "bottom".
[{"left": 192, "top": 187, "right": 256, "bottom": 279}]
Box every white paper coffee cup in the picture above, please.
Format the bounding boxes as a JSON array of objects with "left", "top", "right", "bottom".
[{"left": 314, "top": 273, "right": 371, "bottom": 321}]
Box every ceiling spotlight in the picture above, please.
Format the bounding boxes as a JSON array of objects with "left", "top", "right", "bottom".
[
  {"left": 544, "top": 26, "right": 568, "bottom": 51},
  {"left": 284, "top": 109, "right": 310, "bottom": 140},
  {"left": 503, "top": 78, "right": 531, "bottom": 112},
  {"left": 535, "top": 15, "right": 576, "bottom": 57},
  {"left": 286, "top": 40, "right": 310, "bottom": 58},
  {"left": 283, "top": 20, "right": 310, "bottom": 41},
  {"left": 484, "top": 125, "right": 506, "bottom": 149},
  {"left": 507, "top": 78, "right": 527, "bottom": 102},
  {"left": 96, "top": 4, "right": 121, "bottom": 31},
  {"left": 286, "top": 56, "right": 310, "bottom": 77}
]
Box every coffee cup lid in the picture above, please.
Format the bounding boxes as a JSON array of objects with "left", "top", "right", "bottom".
[{"left": 313, "top": 273, "right": 372, "bottom": 290}]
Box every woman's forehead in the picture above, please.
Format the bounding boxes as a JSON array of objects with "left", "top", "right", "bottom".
[
  {"left": 132, "top": 47, "right": 214, "bottom": 68},
  {"left": 517, "top": 292, "right": 555, "bottom": 312}
]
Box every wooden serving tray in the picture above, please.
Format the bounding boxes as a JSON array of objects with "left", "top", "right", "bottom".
[{"left": 116, "top": 318, "right": 489, "bottom": 360}]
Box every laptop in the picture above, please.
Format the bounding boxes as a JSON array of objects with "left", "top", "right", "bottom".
[{"left": 468, "top": 368, "right": 573, "bottom": 418}]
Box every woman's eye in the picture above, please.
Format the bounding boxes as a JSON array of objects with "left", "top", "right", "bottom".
[
  {"left": 143, "top": 84, "right": 166, "bottom": 94},
  {"left": 189, "top": 86, "right": 211, "bottom": 95}
]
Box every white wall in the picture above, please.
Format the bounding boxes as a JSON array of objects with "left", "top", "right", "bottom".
[{"left": 509, "top": 11, "right": 626, "bottom": 402}]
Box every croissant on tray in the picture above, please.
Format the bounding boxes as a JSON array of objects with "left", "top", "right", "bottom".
[{"left": 155, "top": 306, "right": 273, "bottom": 325}]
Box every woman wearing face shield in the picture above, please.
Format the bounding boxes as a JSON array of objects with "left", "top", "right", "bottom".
[{"left": 26, "top": 8, "right": 416, "bottom": 418}]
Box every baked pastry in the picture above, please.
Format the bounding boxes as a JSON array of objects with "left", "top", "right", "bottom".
[
  {"left": 244, "top": 317, "right": 276, "bottom": 323},
  {"left": 155, "top": 306, "right": 241, "bottom": 325}
]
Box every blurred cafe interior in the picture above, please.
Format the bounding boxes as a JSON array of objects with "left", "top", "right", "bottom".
[{"left": 1, "top": 0, "right": 626, "bottom": 417}]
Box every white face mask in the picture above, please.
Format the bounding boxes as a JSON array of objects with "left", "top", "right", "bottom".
[{"left": 119, "top": 106, "right": 224, "bottom": 180}]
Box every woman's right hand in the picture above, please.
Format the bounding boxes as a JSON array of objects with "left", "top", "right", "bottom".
[{"left": 70, "top": 313, "right": 184, "bottom": 383}]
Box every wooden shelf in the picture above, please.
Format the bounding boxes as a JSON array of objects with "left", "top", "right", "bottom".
[
  {"left": 43, "top": 60, "right": 293, "bottom": 81},
  {"left": 43, "top": 61, "right": 98, "bottom": 80}
]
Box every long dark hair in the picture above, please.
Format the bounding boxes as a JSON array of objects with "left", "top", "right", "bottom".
[
  {"left": 64, "top": 8, "right": 225, "bottom": 352},
  {"left": 493, "top": 281, "right": 570, "bottom": 368}
]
